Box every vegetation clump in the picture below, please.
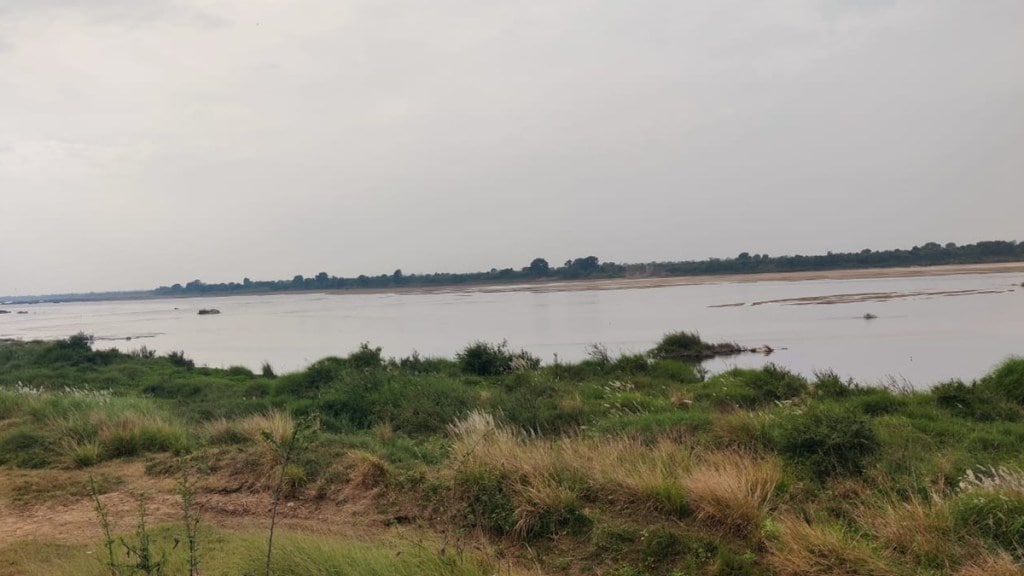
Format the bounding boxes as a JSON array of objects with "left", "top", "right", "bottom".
[{"left": 649, "top": 331, "right": 747, "bottom": 361}]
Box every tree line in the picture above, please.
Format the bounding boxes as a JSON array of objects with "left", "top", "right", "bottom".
[{"left": 150, "top": 240, "right": 1024, "bottom": 297}]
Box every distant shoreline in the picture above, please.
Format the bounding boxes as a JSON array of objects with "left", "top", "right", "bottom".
[
  {"left": 334, "top": 261, "right": 1024, "bottom": 296},
  {"left": 4, "top": 262, "right": 1022, "bottom": 305}
]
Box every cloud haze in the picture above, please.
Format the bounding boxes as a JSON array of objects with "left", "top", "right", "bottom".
[{"left": 1, "top": 0, "right": 1022, "bottom": 295}]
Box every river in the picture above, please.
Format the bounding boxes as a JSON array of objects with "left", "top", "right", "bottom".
[{"left": 2, "top": 272, "right": 1021, "bottom": 387}]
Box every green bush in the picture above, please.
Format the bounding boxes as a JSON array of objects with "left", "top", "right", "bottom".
[
  {"left": 812, "top": 370, "right": 858, "bottom": 398},
  {"left": 0, "top": 427, "right": 53, "bottom": 468},
  {"left": 693, "top": 366, "right": 807, "bottom": 409},
  {"left": 650, "top": 331, "right": 707, "bottom": 359},
  {"left": 749, "top": 364, "right": 808, "bottom": 403},
  {"left": 978, "top": 358, "right": 1024, "bottom": 405},
  {"left": 951, "top": 491, "right": 1024, "bottom": 554},
  {"left": 774, "top": 404, "right": 880, "bottom": 480},
  {"left": 851, "top": 389, "right": 906, "bottom": 416},
  {"left": 933, "top": 379, "right": 1019, "bottom": 421},
  {"left": 455, "top": 466, "right": 517, "bottom": 536},
  {"left": 457, "top": 341, "right": 515, "bottom": 376},
  {"left": 348, "top": 343, "right": 383, "bottom": 370},
  {"left": 166, "top": 350, "right": 195, "bottom": 369},
  {"left": 612, "top": 354, "right": 652, "bottom": 375},
  {"left": 225, "top": 365, "right": 254, "bottom": 377}
]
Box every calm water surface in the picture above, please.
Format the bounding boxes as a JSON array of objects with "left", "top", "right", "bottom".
[{"left": 2, "top": 273, "right": 1022, "bottom": 387}]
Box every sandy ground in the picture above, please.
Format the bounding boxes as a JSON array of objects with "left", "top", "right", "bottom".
[
  {"left": 359, "top": 261, "right": 1024, "bottom": 296},
  {"left": 0, "top": 463, "right": 389, "bottom": 547},
  {"left": 319, "top": 260, "right": 1024, "bottom": 295}
]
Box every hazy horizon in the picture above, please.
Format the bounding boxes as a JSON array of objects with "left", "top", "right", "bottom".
[{"left": 3, "top": 1, "right": 1022, "bottom": 297}]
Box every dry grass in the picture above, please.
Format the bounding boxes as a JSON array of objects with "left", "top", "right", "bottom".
[
  {"left": 448, "top": 411, "right": 694, "bottom": 517},
  {"left": 237, "top": 409, "right": 295, "bottom": 445},
  {"left": 959, "top": 465, "right": 1024, "bottom": 496},
  {"left": 955, "top": 551, "right": 1024, "bottom": 576},
  {"left": 682, "top": 450, "right": 781, "bottom": 538},
  {"left": 857, "top": 494, "right": 960, "bottom": 568},
  {"left": 347, "top": 450, "right": 390, "bottom": 490},
  {"left": 766, "top": 514, "right": 895, "bottom": 576},
  {"left": 203, "top": 410, "right": 297, "bottom": 491}
]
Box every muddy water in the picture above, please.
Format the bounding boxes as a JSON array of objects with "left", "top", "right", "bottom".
[{"left": 2, "top": 272, "right": 1021, "bottom": 387}]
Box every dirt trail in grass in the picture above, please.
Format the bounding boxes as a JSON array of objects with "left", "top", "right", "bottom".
[{"left": 0, "top": 463, "right": 390, "bottom": 546}]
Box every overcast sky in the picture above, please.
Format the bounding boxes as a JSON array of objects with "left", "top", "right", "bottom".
[{"left": 1, "top": 0, "right": 1021, "bottom": 296}]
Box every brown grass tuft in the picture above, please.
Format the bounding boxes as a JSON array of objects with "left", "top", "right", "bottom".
[
  {"left": 858, "top": 495, "right": 959, "bottom": 568},
  {"left": 683, "top": 450, "right": 781, "bottom": 538},
  {"left": 447, "top": 411, "right": 694, "bottom": 518},
  {"left": 766, "top": 514, "right": 895, "bottom": 576},
  {"left": 955, "top": 551, "right": 1024, "bottom": 576},
  {"left": 347, "top": 450, "right": 390, "bottom": 490}
]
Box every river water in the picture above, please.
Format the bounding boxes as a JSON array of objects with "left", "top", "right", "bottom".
[{"left": 2, "top": 272, "right": 1022, "bottom": 387}]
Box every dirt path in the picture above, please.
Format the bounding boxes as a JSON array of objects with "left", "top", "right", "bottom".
[{"left": 0, "top": 463, "right": 390, "bottom": 546}]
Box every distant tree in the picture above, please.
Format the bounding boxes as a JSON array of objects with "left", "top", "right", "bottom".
[
  {"left": 528, "top": 258, "right": 550, "bottom": 276},
  {"left": 572, "top": 256, "right": 600, "bottom": 274}
]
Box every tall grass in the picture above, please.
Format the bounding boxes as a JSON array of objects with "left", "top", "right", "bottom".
[{"left": 683, "top": 450, "right": 782, "bottom": 539}]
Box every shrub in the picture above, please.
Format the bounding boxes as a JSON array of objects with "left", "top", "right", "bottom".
[
  {"left": 166, "top": 351, "right": 195, "bottom": 370},
  {"left": 851, "top": 389, "right": 906, "bottom": 416},
  {"left": 454, "top": 466, "right": 517, "bottom": 536},
  {"left": 774, "top": 404, "right": 880, "bottom": 480},
  {"left": 612, "top": 354, "right": 652, "bottom": 375},
  {"left": 812, "top": 370, "right": 858, "bottom": 398},
  {"left": 694, "top": 366, "right": 807, "bottom": 409},
  {"left": 936, "top": 379, "right": 1022, "bottom": 421},
  {"left": 348, "top": 343, "right": 383, "bottom": 370},
  {"left": 748, "top": 364, "right": 808, "bottom": 404},
  {"left": 457, "top": 341, "right": 514, "bottom": 376},
  {"left": 979, "top": 357, "right": 1024, "bottom": 405},
  {"left": 225, "top": 365, "right": 255, "bottom": 377},
  {"left": 0, "top": 427, "right": 53, "bottom": 468},
  {"left": 650, "top": 331, "right": 707, "bottom": 359},
  {"left": 261, "top": 361, "right": 277, "bottom": 378}
]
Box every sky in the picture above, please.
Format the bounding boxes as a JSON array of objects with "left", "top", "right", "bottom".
[{"left": 1, "top": 0, "right": 1022, "bottom": 296}]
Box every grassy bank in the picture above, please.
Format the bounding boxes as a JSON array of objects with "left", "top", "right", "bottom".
[{"left": 1, "top": 333, "right": 1023, "bottom": 575}]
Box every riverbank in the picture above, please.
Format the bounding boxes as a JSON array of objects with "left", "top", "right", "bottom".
[
  {"left": 2, "top": 334, "right": 1024, "bottom": 575},
  {"left": 401, "top": 261, "right": 1024, "bottom": 296}
]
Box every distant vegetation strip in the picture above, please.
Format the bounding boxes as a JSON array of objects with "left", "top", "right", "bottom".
[{"left": 4, "top": 239, "right": 1023, "bottom": 303}]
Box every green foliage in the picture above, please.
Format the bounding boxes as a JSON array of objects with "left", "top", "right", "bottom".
[
  {"left": 612, "top": 354, "right": 652, "bottom": 375},
  {"left": 457, "top": 341, "right": 513, "bottom": 376},
  {"left": 933, "top": 379, "right": 1020, "bottom": 421},
  {"left": 225, "top": 365, "right": 255, "bottom": 377},
  {"left": 979, "top": 357, "right": 1024, "bottom": 405},
  {"left": 348, "top": 343, "right": 383, "bottom": 370},
  {"left": 811, "top": 370, "right": 859, "bottom": 398},
  {"left": 0, "top": 426, "right": 53, "bottom": 468},
  {"left": 650, "top": 331, "right": 707, "bottom": 359},
  {"left": 454, "top": 466, "right": 517, "bottom": 536},
  {"left": 456, "top": 341, "right": 538, "bottom": 376},
  {"left": 850, "top": 389, "right": 907, "bottom": 416},
  {"left": 166, "top": 350, "right": 195, "bottom": 370},
  {"left": 694, "top": 366, "right": 807, "bottom": 409},
  {"left": 261, "top": 361, "right": 276, "bottom": 378},
  {"left": 951, "top": 491, "right": 1024, "bottom": 554},
  {"left": 773, "top": 404, "right": 880, "bottom": 480}
]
